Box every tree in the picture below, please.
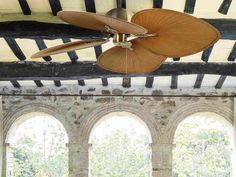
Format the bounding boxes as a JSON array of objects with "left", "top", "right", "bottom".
[
  {"left": 173, "top": 117, "right": 232, "bottom": 177},
  {"left": 90, "top": 128, "right": 151, "bottom": 177},
  {"left": 10, "top": 117, "right": 68, "bottom": 177}
]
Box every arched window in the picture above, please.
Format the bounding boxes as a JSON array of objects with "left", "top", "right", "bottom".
[
  {"left": 89, "top": 112, "right": 152, "bottom": 177},
  {"left": 173, "top": 112, "right": 234, "bottom": 177},
  {"left": 6, "top": 112, "right": 69, "bottom": 177}
]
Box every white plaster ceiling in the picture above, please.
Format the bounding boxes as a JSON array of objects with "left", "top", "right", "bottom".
[{"left": 1, "top": 74, "right": 235, "bottom": 88}]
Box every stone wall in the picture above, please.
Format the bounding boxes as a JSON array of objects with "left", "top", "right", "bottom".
[{"left": 0, "top": 95, "right": 234, "bottom": 177}]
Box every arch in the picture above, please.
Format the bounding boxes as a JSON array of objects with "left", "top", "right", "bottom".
[
  {"left": 165, "top": 101, "right": 234, "bottom": 144},
  {"left": 172, "top": 111, "right": 234, "bottom": 177},
  {"left": 3, "top": 103, "right": 71, "bottom": 142},
  {"left": 88, "top": 112, "right": 153, "bottom": 144},
  {"left": 5, "top": 112, "right": 69, "bottom": 144},
  {"left": 78, "top": 102, "right": 161, "bottom": 145}
]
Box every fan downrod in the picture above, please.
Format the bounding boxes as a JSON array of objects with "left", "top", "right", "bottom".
[{"left": 106, "top": 8, "right": 133, "bottom": 50}]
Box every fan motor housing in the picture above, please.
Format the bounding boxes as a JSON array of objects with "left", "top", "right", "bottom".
[{"left": 106, "top": 8, "right": 134, "bottom": 22}]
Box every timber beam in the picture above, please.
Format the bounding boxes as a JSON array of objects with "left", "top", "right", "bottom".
[
  {"left": 0, "top": 62, "right": 235, "bottom": 81},
  {"left": 0, "top": 19, "right": 235, "bottom": 40}
]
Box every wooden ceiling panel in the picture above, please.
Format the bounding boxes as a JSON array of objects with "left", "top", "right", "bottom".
[
  {"left": 95, "top": 0, "right": 116, "bottom": 14},
  {"left": 108, "top": 78, "right": 123, "bottom": 85},
  {"left": 126, "top": 0, "right": 153, "bottom": 13},
  {"left": 0, "top": 81, "right": 12, "bottom": 87},
  {"left": 163, "top": 0, "right": 185, "bottom": 12},
  {"left": 41, "top": 80, "right": 54, "bottom": 86},
  {"left": 0, "top": 0, "right": 21, "bottom": 13},
  {"left": 0, "top": 38, "right": 18, "bottom": 62},
  {"left": 153, "top": 76, "right": 171, "bottom": 88},
  {"left": 84, "top": 79, "right": 102, "bottom": 85},
  {"left": 227, "top": 0, "right": 236, "bottom": 18},
  {"left": 178, "top": 75, "right": 197, "bottom": 88},
  {"left": 131, "top": 77, "right": 146, "bottom": 86},
  {"left": 17, "top": 80, "right": 35, "bottom": 86},
  {"left": 209, "top": 40, "right": 235, "bottom": 62},
  {"left": 15, "top": 39, "right": 44, "bottom": 62},
  {"left": 60, "top": 80, "right": 78, "bottom": 85},
  {"left": 222, "top": 76, "right": 236, "bottom": 88},
  {"left": 181, "top": 52, "right": 204, "bottom": 62},
  {"left": 60, "top": 0, "right": 86, "bottom": 11},
  {"left": 201, "top": 74, "right": 221, "bottom": 87},
  {"left": 27, "top": 0, "right": 51, "bottom": 13},
  {"left": 194, "top": 0, "right": 236, "bottom": 18}
]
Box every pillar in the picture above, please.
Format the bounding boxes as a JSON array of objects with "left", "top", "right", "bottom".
[
  {"left": 0, "top": 97, "right": 3, "bottom": 177},
  {"left": 68, "top": 142, "right": 89, "bottom": 177},
  {"left": 152, "top": 143, "right": 173, "bottom": 177},
  {"left": 233, "top": 97, "right": 236, "bottom": 177}
]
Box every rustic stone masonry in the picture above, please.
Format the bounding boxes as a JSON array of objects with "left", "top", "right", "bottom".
[{"left": 0, "top": 95, "right": 234, "bottom": 177}]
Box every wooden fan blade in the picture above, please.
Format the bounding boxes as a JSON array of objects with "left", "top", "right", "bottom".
[
  {"left": 97, "top": 40, "right": 167, "bottom": 74},
  {"left": 58, "top": 11, "right": 147, "bottom": 35},
  {"left": 131, "top": 9, "right": 220, "bottom": 57},
  {"left": 31, "top": 39, "right": 108, "bottom": 59}
]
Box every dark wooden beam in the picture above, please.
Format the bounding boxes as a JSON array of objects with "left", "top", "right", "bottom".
[
  {"left": 122, "top": 77, "right": 131, "bottom": 88},
  {"left": 101, "top": 78, "right": 108, "bottom": 86},
  {"left": 94, "top": 45, "right": 104, "bottom": 86},
  {"left": 78, "top": 80, "right": 85, "bottom": 86},
  {"left": 171, "top": 75, "right": 178, "bottom": 89},
  {"left": 0, "top": 62, "right": 235, "bottom": 80},
  {"left": 4, "top": 37, "right": 26, "bottom": 61},
  {"left": 18, "top": 0, "right": 31, "bottom": 15},
  {"left": 0, "top": 21, "right": 108, "bottom": 40},
  {"left": 54, "top": 80, "right": 61, "bottom": 87},
  {"left": 62, "top": 38, "right": 78, "bottom": 62},
  {"left": 10, "top": 80, "right": 21, "bottom": 88},
  {"left": 35, "top": 38, "right": 52, "bottom": 61},
  {"left": 153, "top": 0, "right": 163, "bottom": 8},
  {"left": 94, "top": 46, "right": 103, "bottom": 58},
  {"left": 205, "top": 19, "right": 236, "bottom": 40},
  {"left": 173, "top": 58, "right": 180, "bottom": 61},
  {"left": 184, "top": 0, "right": 196, "bottom": 14},
  {"left": 84, "top": 0, "right": 96, "bottom": 12},
  {"left": 145, "top": 77, "right": 154, "bottom": 88},
  {"left": 117, "top": 0, "right": 126, "bottom": 8},
  {"left": 48, "top": 0, "right": 62, "bottom": 16},
  {"left": 215, "top": 75, "right": 227, "bottom": 89},
  {"left": 201, "top": 45, "right": 214, "bottom": 62},
  {"left": 228, "top": 42, "right": 236, "bottom": 61},
  {"left": 194, "top": 74, "right": 204, "bottom": 89},
  {"left": 0, "top": 19, "right": 235, "bottom": 40},
  {"left": 34, "top": 80, "right": 44, "bottom": 87},
  {"left": 218, "top": 0, "right": 232, "bottom": 15}
]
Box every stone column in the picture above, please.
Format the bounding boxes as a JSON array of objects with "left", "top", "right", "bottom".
[
  {"left": 152, "top": 143, "right": 173, "bottom": 177},
  {"left": 233, "top": 97, "right": 236, "bottom": 177},
  {"left": 68, "top": 142, "right": 89, "bottom": 177},
  {"left": 0, "top": 97, "right": 3, "bottom": 177}
]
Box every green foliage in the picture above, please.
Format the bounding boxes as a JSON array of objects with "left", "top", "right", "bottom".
[
  {"left": 90, "top": 129, "right": 151, "bottom": 177},
  {"left": 12, "top": 142, "right": 37, "bottom": 177},
  {"left": 10, "top": 118, "right": 68, "bottom": 177},
  {"left": 173, "top": 118, "right": 232, "bottom": 177}
]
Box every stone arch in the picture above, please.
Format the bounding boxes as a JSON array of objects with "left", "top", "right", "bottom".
[
  {"left": 78, "top": 102, "right": 161, "bottom": 145},
  {"left": 4, "top": 102, "right": 71, "bottom": 142},
  {"left": 164, "top": 101, "right": 234, "bottom": 144},
  {"left": 75, "top": 102, "right": 161, "bottom": 177}
]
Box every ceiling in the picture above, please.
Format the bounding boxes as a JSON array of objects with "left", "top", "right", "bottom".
[{"left": 0, "top": 0, "right": 235, "bottom": 92}]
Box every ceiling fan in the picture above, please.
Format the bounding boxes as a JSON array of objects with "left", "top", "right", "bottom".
[{"left": 31, "top": 8, "right": 220, "bottom": 74}]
